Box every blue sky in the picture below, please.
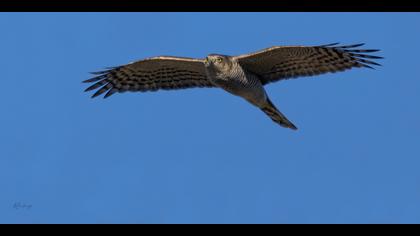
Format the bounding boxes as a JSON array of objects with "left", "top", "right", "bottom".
[{"left": 1, "top": 13, "right": 419, "bottom": 223}]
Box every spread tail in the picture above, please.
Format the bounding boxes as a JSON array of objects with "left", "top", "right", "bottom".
[{"left": 261, "top": 98, "right": 297, "bottom": 130}]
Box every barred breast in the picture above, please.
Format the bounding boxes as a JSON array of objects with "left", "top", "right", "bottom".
[{"left": 216, "top": 69, "right": 267, "bottom": 107}]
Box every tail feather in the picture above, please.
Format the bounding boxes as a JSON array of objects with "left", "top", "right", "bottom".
[{"left": 261, "top": 98, "right": 297, "bottom": 130}]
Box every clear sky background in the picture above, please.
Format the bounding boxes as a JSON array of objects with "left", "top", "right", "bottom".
[{"left": 0, "top": 13, "right": 419, "bottom": 224}]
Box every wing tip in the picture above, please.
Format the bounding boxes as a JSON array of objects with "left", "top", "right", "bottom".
[
  {"left": 330, "top": 43, "right": 383, "bottom": 70},
  {"left": 84, "top": 66, "right": 119, "bottom": 98}
]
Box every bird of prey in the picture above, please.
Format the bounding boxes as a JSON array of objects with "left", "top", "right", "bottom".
[{"left": 83, "top": 43, "right": 382, "bottom": 130}]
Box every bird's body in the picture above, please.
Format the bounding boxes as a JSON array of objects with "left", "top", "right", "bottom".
[
  {"left": 205, "top": 55, "right": 266, "bottom": 106},
  {"left": 204, "top": 54, "right": 297, "bottom": 129},
  {"left": 83, "top": 43, "right": 382, "bottom": 130}
]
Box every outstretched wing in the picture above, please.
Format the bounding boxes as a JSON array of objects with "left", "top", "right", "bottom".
[
  {"left": 83, "top": 56, "right": 214, "bottom": 98},
  {"left": 235, "top": 43, "right": 383, "bottom": 85}
]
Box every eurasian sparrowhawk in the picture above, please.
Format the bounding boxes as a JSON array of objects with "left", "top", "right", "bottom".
[{"left": 83, "top": 43, "right": 382, "bottom": 130}]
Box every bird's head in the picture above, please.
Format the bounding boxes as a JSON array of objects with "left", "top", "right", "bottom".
[{"left": 204, "top": 54, "right": 233, "bottom": 74}]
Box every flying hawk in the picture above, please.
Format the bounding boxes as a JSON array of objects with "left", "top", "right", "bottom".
[{"left": 83, "top": 43, "right": 382, "bottom": 130}]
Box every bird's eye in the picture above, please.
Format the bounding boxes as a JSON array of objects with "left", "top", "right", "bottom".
[{"left": 216, "top": 58, "right": 223, "bottom": 63}]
